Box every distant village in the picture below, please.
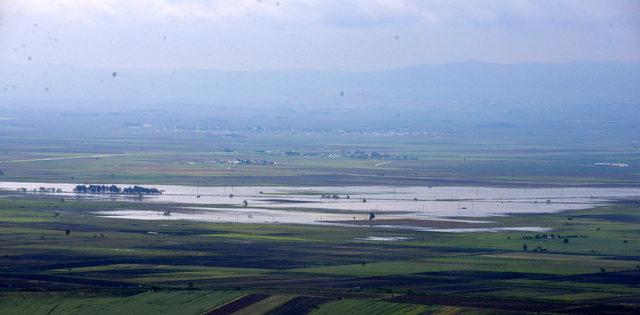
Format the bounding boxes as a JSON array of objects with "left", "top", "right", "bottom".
[
  {"left": 187, "top": 159, "right": 277, "bottom": 166},
  {"left": 595, "top": 162, "right": 629, "bottom": 168},
  {"left": 324, "top": 150, "right": 417, "bottom": 160},
  {"left": 283, "top": 150, "right": 417, "bottom": 160}
]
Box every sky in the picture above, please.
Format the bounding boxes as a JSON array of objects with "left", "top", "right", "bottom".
[{"left": 0, "top": 0, "right": 639, "bottom": 70}]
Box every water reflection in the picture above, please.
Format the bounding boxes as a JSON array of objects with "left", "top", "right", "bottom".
[{"left": 2, "top": 181, "right": 638, "bottom": 232}]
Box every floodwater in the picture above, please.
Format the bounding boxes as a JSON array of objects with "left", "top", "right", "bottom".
[
  {"left": 1, "top": 181, "right": 639, "bottom": 232},
  {"left": 356, "top": 236, "right": 412, "bottom": 241}
]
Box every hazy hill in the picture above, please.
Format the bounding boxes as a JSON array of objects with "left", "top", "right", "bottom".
[
  {"left": 1, "top": 61, "right": 638, "bottom": 105},
  {"left": 1, "top": 61, "right": 638, "bottom": 130}
]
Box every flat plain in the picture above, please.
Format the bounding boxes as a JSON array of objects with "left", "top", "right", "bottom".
[{"left": 0, "top": 112, "right": 639, "bottom": 314}]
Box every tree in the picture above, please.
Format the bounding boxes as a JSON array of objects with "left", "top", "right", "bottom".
[
  {"left": 522, "top": 243, "right": 528, "bottom": 251},
  {"left": 563, "top": 238, "right": 569, "bottom": 243}
]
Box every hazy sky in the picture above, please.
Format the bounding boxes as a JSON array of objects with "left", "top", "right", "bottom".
[{"left": 1, "top": 0, "right": 639, "bottom": 70}]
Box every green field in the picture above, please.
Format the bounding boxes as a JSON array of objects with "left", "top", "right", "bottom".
[
  {"left": 0, "top": 291, "right": 242, "bottom": 315},
  {"left": 0, "top": 191, "right": 638, "bottom": 313},
  {"left": 311, "top": 299, "right": 434, "bottom": 315}
]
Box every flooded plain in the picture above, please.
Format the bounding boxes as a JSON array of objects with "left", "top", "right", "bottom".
[{"left": 2, "top": 181, "right": 639, "bottom": 232}]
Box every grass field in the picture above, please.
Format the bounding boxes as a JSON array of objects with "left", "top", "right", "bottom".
[
  {"left": 310, "top": 298, "right": 449, "bottom": 315},
  {"left": 0, "top": 190, "right": 639, "bottom": 313},
  {"left": 0, "top": 291, "right": 242, "bottom": 315}
]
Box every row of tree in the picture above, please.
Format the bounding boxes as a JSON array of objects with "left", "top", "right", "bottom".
[
  {"left": 521, "top": 233, "right": 588, "bottom": 240},
  {"left": 73, "top": 184, "right": 161, "bottom": 195}
]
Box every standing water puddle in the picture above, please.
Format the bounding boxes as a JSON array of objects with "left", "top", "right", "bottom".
[{"left": 1, "top": 182, "right": 638, "bottom": 232}]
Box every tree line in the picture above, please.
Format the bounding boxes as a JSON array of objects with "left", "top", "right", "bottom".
[{"left": 73, "top": 184, "right": 161, "bottom": 195}]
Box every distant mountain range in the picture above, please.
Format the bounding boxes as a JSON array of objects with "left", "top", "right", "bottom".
[{"left": 1, "top": 61, "right": 638, "bottom": 107}]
